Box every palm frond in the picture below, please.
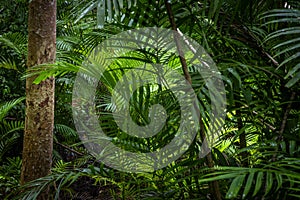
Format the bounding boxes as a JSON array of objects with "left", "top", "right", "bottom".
[
  {"left": 262, "top": 8, "right": 300, "bottom": 88},
  {"left": 54, "top": 124, "right": 78, "bottom": 143},
  {"left": 0, "top": 32, "right": 27, "bottom": 56},
  {"left": 0, "top": 97, "right": 25, "bottom": 121},
  {"left": 70, "top": 0, "right": 137, "bottom": 28},
  {"left": 200, "top": 157, "right": 300, "bottom": 199}
]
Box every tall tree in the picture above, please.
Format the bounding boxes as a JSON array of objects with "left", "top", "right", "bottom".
[{"left": 21, "top": 0, "right": 56, "bottom": 198}]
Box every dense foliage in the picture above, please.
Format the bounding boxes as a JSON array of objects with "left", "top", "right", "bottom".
[{"left": 0, "top": 0, "right": 299, "bottom": 199}]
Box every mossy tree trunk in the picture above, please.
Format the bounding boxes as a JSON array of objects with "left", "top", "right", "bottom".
[{"left": 21, "top": 0, "right": 56, "bottom": 199}]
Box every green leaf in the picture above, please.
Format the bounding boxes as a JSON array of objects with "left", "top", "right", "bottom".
[
  {"left": 285, "top": 63, "right": 300, "bottom": 78},
  {"left": 285, "top": 71, "right": 300, "bottom": 88},
  {"left": 274, "top": 43, "right": 300, "bottom": 57},
  {"left": 243, "top": 88, "right": 252, "bottom": 104},
  {"left": 74, "top": 1, "right": 96, "bottom": 24},
  {"left": 0, "top": 97, "right": 25, "bottom": 121},
  {"left": 226, "top": 175, "right": 246, "bottom": 199},
  {"left": 107, "top": 0, "right": 112, "bottom": 22},
  {"left": 289, "top": 194, "right": 300, "bottom": 198},
  {"left": 273, "top": 38, "right": 300, "bottom": 50},
  {"left": 242, "top": 172, "right": 254, "bottom": 199},
  {"left": 253, "top": 171, "right": 263, "bottom": 197},
  {"left": 96, "top": 0, "right": 105, "bottom": 29},
  {"left": 113, "top": 0, "right": 120, "bottom": 16},
  {"left": 266, "top": 27, "right": 300, "bottom": 41},
  {"left": 275, "top": 173, "right": 283, "bottom": 192},
  {"left": 227, "top": 68, "right": 241, "bottom": 88},
  {"left": 278, "top": 52, "right": 300, "bottom": 69},
  {"left": 265, "top": 172, "right": 273, "bottom": 196}
]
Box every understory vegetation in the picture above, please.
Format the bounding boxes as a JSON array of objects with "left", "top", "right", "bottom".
[{"left": 0, "top": 0, "right": 299, "bottom": 199}]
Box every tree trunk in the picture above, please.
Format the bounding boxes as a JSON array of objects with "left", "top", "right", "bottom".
[
  {"left": 164, "top": 1, "right": 222, "bottom": 199},
  {"left": 21, "top": 0, "right": 56, "bottom": 199}
]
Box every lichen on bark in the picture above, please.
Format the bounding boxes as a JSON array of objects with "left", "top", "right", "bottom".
[{"left": 21, "top": 0, "right": 56, "bottom": 199}]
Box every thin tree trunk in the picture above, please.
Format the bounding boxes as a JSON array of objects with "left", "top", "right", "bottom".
[
  {"left": 21, "top": 0, "right": 56, "bottom": 199},
  {"left": 164, "top": 1, "right": 222, "bottom": 199},
  {"left": 236, "top": 106, "right": 248, "bottom": 167}
]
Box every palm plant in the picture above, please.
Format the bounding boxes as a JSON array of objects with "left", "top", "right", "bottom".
[
  {"left": 0, "top": 98, "right": 24, "bottom": 198},
  {"left": 0, "top": 97, "right": 25, "bottom": 162},
  {"left": 1, "top": 0, "right": 300, "bottom": 199}
]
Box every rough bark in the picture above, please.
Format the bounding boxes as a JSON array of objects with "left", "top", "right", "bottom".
[{"left": 21, "top": 0, "right": 56, "bottom": 199}]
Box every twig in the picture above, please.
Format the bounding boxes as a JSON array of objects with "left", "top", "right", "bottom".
[
  {"left": 54, "top": 141, "right": 85, "bottom": 156},
  {"left": 252, "top": 110, "right": 276, "bottom": 131},
  {"left": 272, "top": 92, "right": 296, "bottom": 162},
  {"left": 246, "top": 27, "right": 280, "bottom": 68},
  {"left": 242, "top": 105, "right": 277, "bottom": 131}
]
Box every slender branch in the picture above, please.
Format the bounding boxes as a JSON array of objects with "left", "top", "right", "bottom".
[
  {"left": 236, "top": 107, "right": 248, "bottom": 167},
  {"left": 164, "top": 1, "right": 221, "bottom": 199},
  {"left": 252, "top": 110, "right": 276, "bottom": 131},
  {"left": 243, "top": 105, "right": 277, "bottom": 131},
  {"left": 272, "top": 92, "right": 296, "bottom": 162},
  {"left": 164, "top": 0, "right": 192, "bottom": 84},
  {"left": 54, "top": 141, "right": 84, "bottom": 156},
  {"left": 231, "top": 25, "right": 281, "bottom": 69},
  {"left": 278, "top": 92, "right": 296, "bottom": 140},
  {"left": 246, "top": 27, "right": 280, "bottom": 68}
]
